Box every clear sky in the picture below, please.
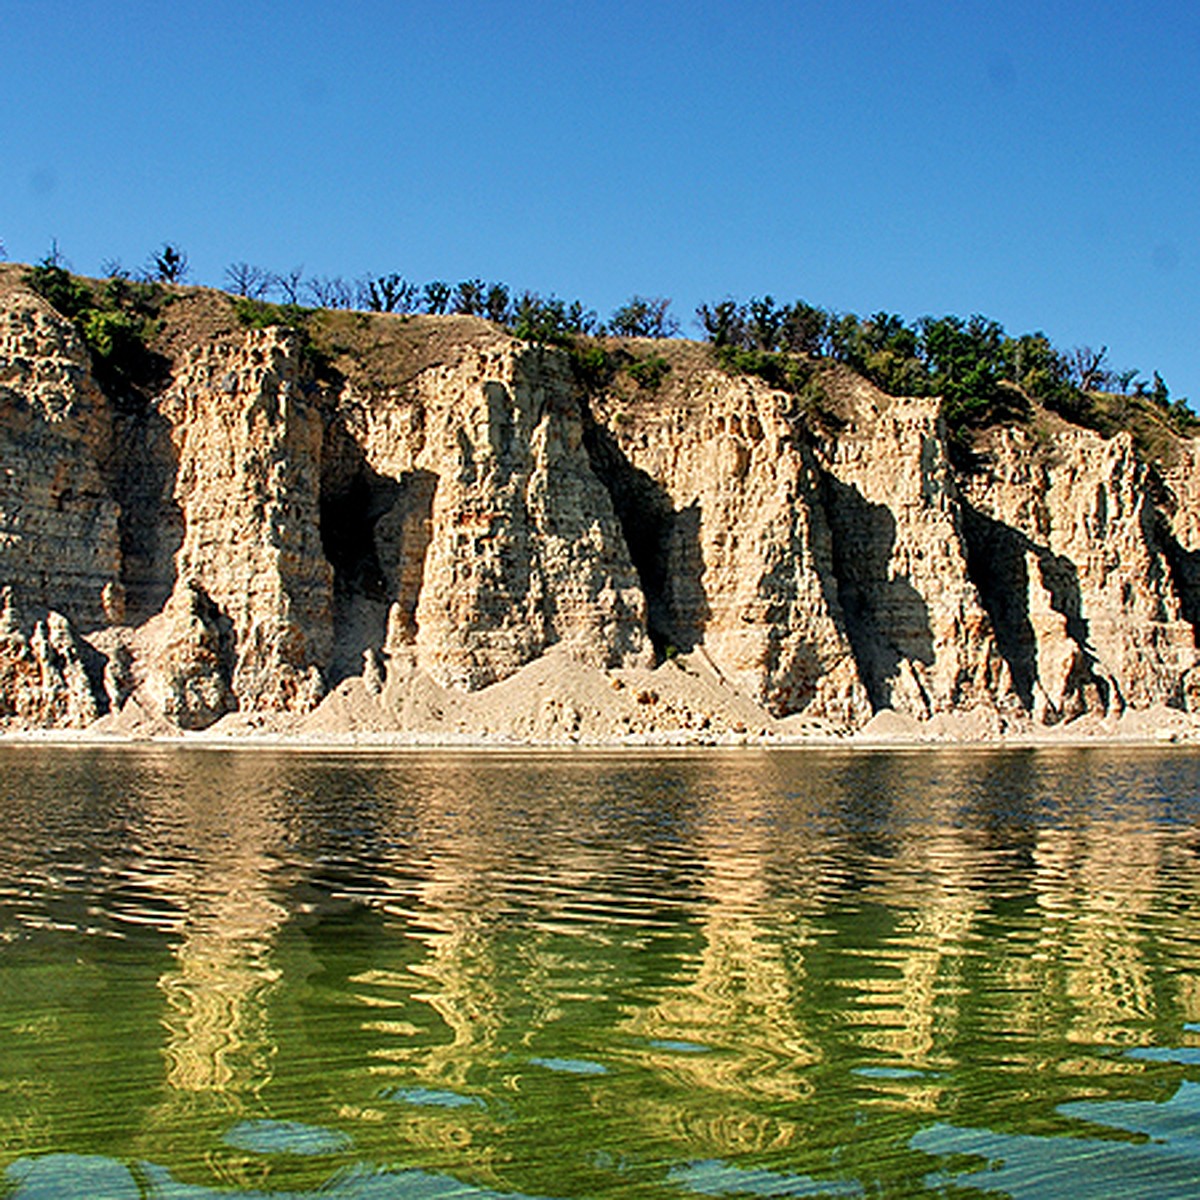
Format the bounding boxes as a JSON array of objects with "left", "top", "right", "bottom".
[{"left": 4, "top": 1, "right": 1198, "bottom": 401}]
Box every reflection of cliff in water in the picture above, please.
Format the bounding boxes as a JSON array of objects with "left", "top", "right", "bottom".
[
  {"left": 316, "top": 751, "right": 1200, "bottom": 1138},
  {"left": 5, "top": 747, "right": 1200, "bottom": 1192},
  {"left": 130, "top": 756, "right": 295, "bottom": 1104}
]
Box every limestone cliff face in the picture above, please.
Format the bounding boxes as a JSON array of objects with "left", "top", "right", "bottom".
[
  {"left": 586, "top": 365, "right": 867, "bottom": 722},
  {"left": 0, "top": 291, "right": 123, "bottom": 631},
  {"left": 326, "top": 335, "right": 651, "bottom": 690},
  {"left": 962, "top": 428, "right": 1198, "bottom": 720},
  {"left": 586, "top": 365, "right": 1012, "bottom": 724},
  {"left": 0, "top": 273, "right": 1196, "bottom": 735},
  {"left": 815, "top": 389, "right": 1011, "bottom": 720},
  {"left": 0, "top": 586, "right": 101, "bottom": 728},
  {"left": 154, "top": 328, "right": 332, "bottom": 722}
]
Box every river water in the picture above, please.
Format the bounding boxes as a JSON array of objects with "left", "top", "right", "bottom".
[{"left": 1, "top": 745, "right": 1200, "bottom": 1198}]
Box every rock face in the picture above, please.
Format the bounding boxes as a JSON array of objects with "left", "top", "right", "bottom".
[
  {"left": 962, "top": 428, "right": 1198, "bottom": 721},
  {"left": 585, "top": 366, "right": 868, "bottom": 722},
  {"left": 817, "top": 392, "right": 1011, "bottom": 720},
  {"left": 0, "top": 272, "right": 1196, "bottom": 735},
  {"left": 0, "top": 586, "right": 102, "bottom": 728},
  {"left": 328, "top": 338, "right": 652, "bottom": 691},
  {"left": 157, "top": 328, "right": 331, "bottom": 719},
  {"left": 0, "top": 291, "right": 123, "bottom": 630}
]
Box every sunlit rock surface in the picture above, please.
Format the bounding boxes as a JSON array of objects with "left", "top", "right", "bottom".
[{"left": 0, "top": 270, "right": 1196, "bottom": 737}]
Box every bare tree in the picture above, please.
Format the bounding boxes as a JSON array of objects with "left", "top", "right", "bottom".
[
  {"left": 1116, "top": 367, "right": 1140, "bottom": 395},
  {"left": 484, "top": 283, "right": 511, "bottom": 324},
  {"left": 422, "top": 281, "right": 452, "bottom": 314},
  {"left": 452, "top": 279, "right": 485, "bottom": 316},
  {"left": 1069, "top": 345, "right": 1111, "bottom": 392},
  {"left": 225, "top": 262, "right": 272, "bottom": 299},
  {"left": 360, "top": 273, "right": 418, "bottom": 313},
  {"left": 42, "top": 238, "right": 67, "bottom": 268},
  {"left": 305, "top": 275, "right": 355, "bottom": 309},
  {"left": 609, "top": 295, "right": 680, "bottom": 339},
  {"left": 271, "top": 266, "right": 305, "bottom": 305}
]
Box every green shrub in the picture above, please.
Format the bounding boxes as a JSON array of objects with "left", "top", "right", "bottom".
[
  {"left": 569, "top": 343, "right": 615, "bottom": 391},
  {"left": 21, "top": 259, "right": 176, "bottom": 400},
  {"left": 715, "top": 344, "right": 811, "bottom": 393},
  {"left": 78, "top": 308, "right": 143, "bottom": 360},
  {"left": 510, "top": 293, "right": 596, "bottom": 346},
  {"left": 609, "top": 296, "right": 680, "bottom": 339},
  {"left": 625, "top": 353, "right": 671, "bottom": 390},
  {"left": 234, "top": 297, "right": 310, "bottom": 330},
  {"left": 23, "top": 262, "right": 93, "bottom": 318}
]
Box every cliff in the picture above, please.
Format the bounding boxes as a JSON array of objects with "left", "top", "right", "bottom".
[{"left": 2, "top": 266, "right": 1198, "bottom": 741}]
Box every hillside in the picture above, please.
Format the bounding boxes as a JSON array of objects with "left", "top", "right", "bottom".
[{"left": 2, "top": 265, "right": 1199, "bottom": 743}]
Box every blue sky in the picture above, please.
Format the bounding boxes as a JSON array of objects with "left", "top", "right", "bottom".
[{"left": 4, "top": 1, "right": 1198, "bottom": 400}]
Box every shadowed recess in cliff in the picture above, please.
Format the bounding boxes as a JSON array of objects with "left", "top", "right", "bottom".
[
  {"left": 1160, "top": 524, "right": 1200, "bottom": 636},
  {"left": 579, "top": 412, "right": 708, "bottom": 659},
  {"left": 112, "top": 406, "right": 183, "bottom": 623},
  {"left": 960, "top": 501, "right": 1106, "bottom": 718},
  {"left": 320, "top": 421, "right": 437, "bottom": 684},
  {"left": 960, "top": 505, "right": 1039, "bottom": 708},
  {"left": 821, "top": 475, "right": 933, "bottom": 712},
  {"left": 1150, "top": 466, "right": 1200, "bottom": 641}
]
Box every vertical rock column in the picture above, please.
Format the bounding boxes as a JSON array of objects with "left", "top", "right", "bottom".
[
  {"left": 590, "top": 368, "right": 869, "bottom": 723},
  {"left": 819, "top": 394, "right": 1011, "bottom": 719},
  {"left": 0, "top": 288, "right": 121, "bottom": 726},
  {"left": 410, "top": 345, "right": 652, "bottom": 688},
  {"left": 152, "top": 328, "right": 332, "bottom": 722},
  {"left": 332, "top": 338, "right": 652, "bottom": 692},
  {"left": 0, "top": 290, "right": 123, "bottom": 630}
]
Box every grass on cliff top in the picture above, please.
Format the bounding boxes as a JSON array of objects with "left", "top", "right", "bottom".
[{"left": 7, "top": 263, "right": 1196, "bottom": 466}]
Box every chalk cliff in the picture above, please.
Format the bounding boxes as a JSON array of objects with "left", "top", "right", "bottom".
[{"left": 1, "top": 269, "right": 1196, "bottom": 739}]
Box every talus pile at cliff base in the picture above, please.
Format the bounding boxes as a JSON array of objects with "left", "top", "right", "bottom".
[{"left": 4, "top": 268, "right": 1199, "bottom": 744}]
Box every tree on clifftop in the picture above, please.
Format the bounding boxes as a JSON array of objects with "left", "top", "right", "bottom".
[
  {"left": 609, "top": 295, "right": 680, "bottom": 339},
  {"left": 147, "top": 243, "right": 189, "bottom": 283},
  {"left": 225, "top": 262, "right": 272, "bottom": 299}
]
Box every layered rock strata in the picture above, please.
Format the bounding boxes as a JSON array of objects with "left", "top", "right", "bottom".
[
  {"left": 0, "top": 273, "right": 1196, "bottom": 736},
  {"left": 962, "top": 428, "right": 1199, "bottom": 721},
  {"left": 154, "top": 328, "right": 331, "bottom": 722},
  {"left": 329, "top": 338, "right": 652, "bottom": 691},
  {"left": 817, "top": 393, "right": 1012, "bottom": 720},
  {"left": 0, "top": 291, "right": 123, "bottom": 629}
]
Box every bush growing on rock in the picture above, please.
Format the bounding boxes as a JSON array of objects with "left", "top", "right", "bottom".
[
  {"left": 694, "top": 292, "right": 1190, "bottom": 443},
  {"left": 23, "top": 259, "right": 167, "bottom": 397},
  {"left": 625, "top": 352, "right": 671, "bottom": 390},
  {"left": 511, "top": 293, "right": 597, "bottom": 346}
]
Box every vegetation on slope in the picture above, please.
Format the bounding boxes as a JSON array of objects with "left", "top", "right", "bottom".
[
  {"left": 14, "top": 240, "right": 1196, "bottom": 461},
  {"left": 695, "top": 296, "right": 1198, "bottom": 457}
]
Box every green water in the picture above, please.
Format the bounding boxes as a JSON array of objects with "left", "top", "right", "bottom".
[{"left": 2, "top": 746, "right": 1200, "bottom": 1198}]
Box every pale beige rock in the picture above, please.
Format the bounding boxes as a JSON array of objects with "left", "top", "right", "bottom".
[
  {"left": 1, "top": 272, "right": 1199, "bottom": 741},
  {"left": 130, "top": 580, "right": 235, "bottom": 730},
  {"left": 330, "top": 339, "right": 652, "bottom": 690},
  {"left": 964, "top": 427, "right": 1197, "bottom": 718},
  {"left": 591, "top": 365, "right": 868, "bottom": 722},
  {"left": 0, "top": 291, "right": 122, "bottom": 629},
  {"left": 0, "top": 586, "right": 102, "bottom": 728},
  {"left": 159, "top": 328, "right": 332, "bottom": 713},
  {"left": 816, "top": 390, "right": 1011, "bottom": 719}
]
